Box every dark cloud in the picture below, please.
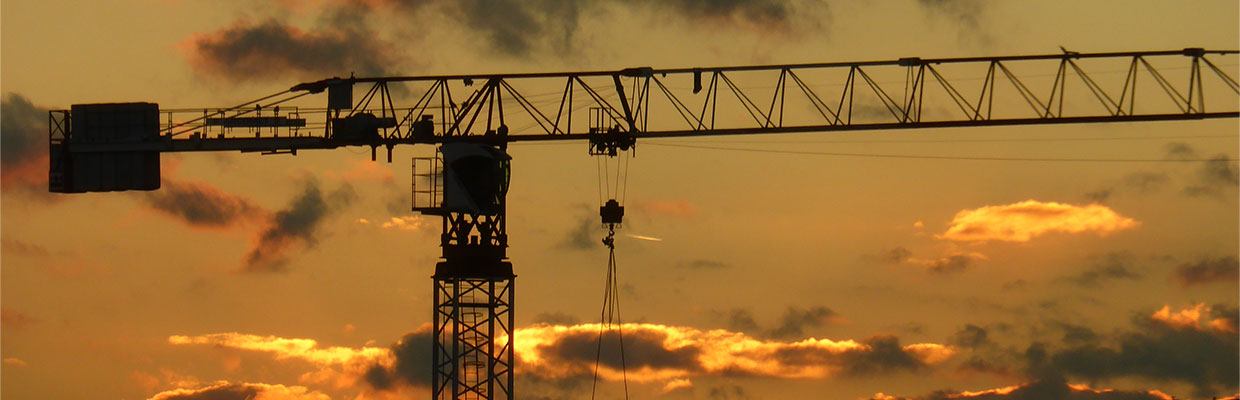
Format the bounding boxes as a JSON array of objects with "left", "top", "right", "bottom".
[
  {"left": 364, "top": 328, "right": 435, "bottom": 390},
  {"left": 444, "top": 0, "right": 583, "bottom": 56},
  {"left": 874, "top": 377, "right": 1182, "bottom": 400},
  {"left": 1085, "top": 171, "right": 1169, "bottom": 202},
  {"left": 1062, "top": 252, "right": 1141, "bottom": 287},
  {"left": 384, "top": 183, "right": 412, "bottom": 216},
  {"left": 516, "top": 370, "right": 592, "bottom": 400},
  {"left": 925, "top": 254, "right": 976, "bottom": 274},
  {"left": 950, "top": 324, "right": 990, "bottom": 348},
  {"left": 188, "top": 4, "right": 394, "bottom": 81},
  {"left": 435, "top": 0, "right": 798, "bottom": 56},
  {"left": 243, "top": 180, "right": 355, "bottom": 272},
  {"left": 1039, "top": 311, "right": 1239, "bottom": 396},
  {"left": 767, "top": 306, "right": 836, "bottom": 339},
  {"left": 1083, "top": 189, "right": 1113, "bottom": 203},
  {"left": 1164, "top": 142, "right": 1198, "bottom": 160},
  {"left": 1123, "top": 172, "right": 1171, "bottom": 192},
  {"left": 1054, "top": 322, "right": 1099, "bottom": 345},
  {"left": 1198, "top": 156, "right": 1240, "bottom": 185},
  {"left": 891, "top": 322, "right": 927, "bottom": 335},
  {"left": 144, "top": 179, "right": 263, "bottom": 227},
  {"left": 956, "top": 355, "right": 1011, "bottom": 375},
  {"left": 547, "top": 328, "right": 701, "bottom": 371},
  {"left": 362, "top": 364, "right": 395, "bottom": 391},
  {"left": 190, "top": 0, "right": 808, "bottom": 75},
  {"left": 1184, "top": 155, "right": 1239, "bottom": 198},
  {"left": 639, "top": 0, "right": 793, "bottom": 25},
  {"left": 1163, "top": 142, "right": 1238, "bottom": 198},
  {"left": 837, "top": 336, "right": 925, "bottom": 375},
  {"left": 722, "top": 308, "right": 761, "bottom": 333},
  {"left": 559, "top": 211, "right": 597, "bottom": 251},
  {"left": 1, "top": 94, "right": 45, "bottom": 171},
  {"left": 713, "top": 305, "right": 836, "bottom": 338},
  {"left": 1173, "top": 255, "right": 1239, "bottom": 286},
  {"left": 949, "top": 322, "right": 1023, "bottom": 375},
  {"left": 708, "top": 384, "right": 753, "bottom": 400},
  {"left": 847, "top": 102, "right": 908, "bottom": 122},
  {"left": 677, "top": 259, "right": 731, "bottom": 269},
  {"left": 1, "top": 93, "right": 51, "bottom": 194},
  {"left": 881, "top": 246, "right": 913, "bottom": 264},
  {"left": 928, "top": 304, "right": 1239, "bottom": 397}
]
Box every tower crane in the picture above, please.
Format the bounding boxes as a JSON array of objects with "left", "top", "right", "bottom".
[{"left": 46, "top": 48, "right": 1239, "bottom": 400}]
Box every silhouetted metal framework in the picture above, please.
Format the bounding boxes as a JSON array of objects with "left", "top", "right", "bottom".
[
  {"left": 433, "top": 274, "right": 514, "bottom": 399},
  {"left": 46, "top": 48, "right": 1239, "bottom": 400},
  {"left": 49, "top": 48, "right": 1239, "bottom": 157},
  {"left": 431, "top": 208, "right": 514, "bottom": 400}
]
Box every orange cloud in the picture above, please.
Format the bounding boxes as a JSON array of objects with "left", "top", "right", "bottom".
[
  {"left": 661, "top": 378, "right": 693, "bottom": 393},
  {"left": 939, "top": 200, "right": 1138, "bottom": 242},
  {"left": 949, "top": 384, "right": 1021, "bottom": 397},
  {"left": 1063, "top": 384, "right": 1175, "bottom": 400},
  {"left": 380, "top": 216, "right": 429, "bottom": 231},
  {"left": 169, "top": 333, "right": 388, "bottom": 364},
  {"left": 1151, "top": 303, "right": 1237, "bottom": 334},
  {"left": 147, "top": 381, "right": 330, "bottom": 400},
  {"left": 169, "top": 332, "right": 390, "bottom": 389}
]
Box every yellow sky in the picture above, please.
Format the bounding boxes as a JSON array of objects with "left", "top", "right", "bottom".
[{"left": 2, "top": 1, "right": 1238, "bottom": 399}]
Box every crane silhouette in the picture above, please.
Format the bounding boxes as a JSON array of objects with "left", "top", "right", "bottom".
[{"left": 46, "top": 48, "right": 1239, "bottom": 399}]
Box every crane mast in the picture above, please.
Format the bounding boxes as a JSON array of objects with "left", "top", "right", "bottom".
[{"left": 46, "top": 49, "right": 1239, "bottom": 400}]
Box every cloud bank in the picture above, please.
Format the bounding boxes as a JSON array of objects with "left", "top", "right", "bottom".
[{"left": 170, "top": 322, "right": 954, "bottom": 394}]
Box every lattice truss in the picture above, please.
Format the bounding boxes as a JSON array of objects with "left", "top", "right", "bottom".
[
  {"left": 51, "top": 49, "right": 1236, "bottom": 154},
  {"left": 433, "top": 277, "right": 515, "bottom": 400}
]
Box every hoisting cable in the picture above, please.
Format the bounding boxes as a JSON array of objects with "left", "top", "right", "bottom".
[
  {"left": 591, "top": 222, "right": 630, "bottom": 400},
  {"left": 590, "top": 111, "right": 635, "bottom": 400}
]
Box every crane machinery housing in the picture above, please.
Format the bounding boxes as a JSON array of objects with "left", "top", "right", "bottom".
[{"left": 46, "top": 48, "right": 1239, "bottom": 400}]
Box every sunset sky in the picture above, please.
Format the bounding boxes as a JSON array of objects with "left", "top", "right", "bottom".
[{"left": 2, "top": 1, "right": 1238, "bottom": 399}]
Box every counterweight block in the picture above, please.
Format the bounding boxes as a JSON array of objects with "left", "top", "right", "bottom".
[{"left": 49, "top": 103, "right": 162, "bottom": 193}]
